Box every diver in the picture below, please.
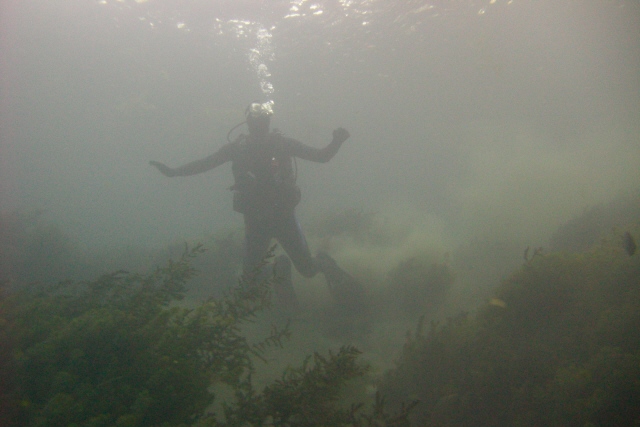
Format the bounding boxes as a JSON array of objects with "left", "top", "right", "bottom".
[{"left": 150, "top": 101, "right": 363, "bottom": 312}]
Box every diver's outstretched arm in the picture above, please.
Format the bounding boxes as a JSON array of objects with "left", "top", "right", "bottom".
[
  {"left": 290, "top": 127, "right": 350, "bottom": 163},
  {"left": 149, "top": 146, "right": 231, "bottom": 177},
  {"left": 321, "top": 127, "right": 350, "bottom": 161}
]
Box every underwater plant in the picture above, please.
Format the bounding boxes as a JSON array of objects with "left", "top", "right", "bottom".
[
  {"left": 0, "top": 244, "right": 284, "bottom": 426},
  {"left": 378, "top": 228, "right": 640, "bottom": 427},
  {"left": 548, "top": 191, "right": 640, "bottom": 253},
  {"left": 385, "top": 257, "right": 453, "bottom": 320},
  {"left": 0, "top": 242, "right": 415, "bottom": 427},
  {"left": 0, "top": 210, "right": 78, "bottom": 287}
]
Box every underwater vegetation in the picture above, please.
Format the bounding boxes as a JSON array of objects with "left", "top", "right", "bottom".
[
  {"left": 378, "top": 226, "right": 640, "bottom": 426},
  {"left": 385, "top": 258, "right": 453, "bottom": 320},
  {"left": 177, "top": 232, "right": 244, "bottom": 300},
  {"left": 0, "top": 210, "right": 78, "bottom": 286},
  {"left": 549, "top": 191, "right": 640, "bottom": 253},
  {"left": 0, "top": 244, "right": 412, "bottom": 427},
  {"left": 0, "top": 210, "right": 171, "bottom": 288},
  {"left": 3, "top": 192, "right": 639, "bottom": 426},
  {"left": 0, "top": 210, "right": 244, "bottom": 297}
]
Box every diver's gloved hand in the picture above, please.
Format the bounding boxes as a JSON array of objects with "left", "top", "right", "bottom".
[
  {"left": 332, "top": 128, "right": 350, "bottom": 144},
  {"left": 149, "top": 161, "right": 176, "bottom": 177}
]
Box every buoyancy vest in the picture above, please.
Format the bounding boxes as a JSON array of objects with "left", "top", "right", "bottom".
[{"left": 230, "top": 132, "right": 301, "bottom": 215}]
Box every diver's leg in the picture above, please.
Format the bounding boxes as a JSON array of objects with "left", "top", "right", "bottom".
[
  {"left": 272, "top": 254, "right": 300, "bottom": 313},
  {"left": 276, "top": 212, "right": 365, "bottom": 310},
  {"left": 275, "top": 212, "right": 317, "bottom": 278},
  {"left": 269, "top": 212, "right": 314, "bottom": 311},
  {"left": 244, "top": 214, "right": 299, "bottom": 311},
  {"left": 315, "top": 251, "right": 365, "bottom": 310},
  {"left": 242, "top": 215, "right": 273, "bottom": 283},
  {"left": 271, "top": 211, "right": 321, "bottom": 312}
]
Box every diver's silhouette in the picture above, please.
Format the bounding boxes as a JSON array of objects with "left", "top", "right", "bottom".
[{"left": 150, "top": 102, "right": 363, "bottom": 313}]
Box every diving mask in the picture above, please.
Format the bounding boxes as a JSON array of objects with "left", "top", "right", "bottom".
[{"left": 246, "top": 101, "right": 274, "bottom": 120}]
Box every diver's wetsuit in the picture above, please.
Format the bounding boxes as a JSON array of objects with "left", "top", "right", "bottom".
[
  {"left": 220, "top": 131, "right": 344, "bottom": 283},
  {"left": 226, "top": 131, "right": 347, "bottom": 309},
  {"left": 150, "top": 120, "right": 358, "bottom": 310}
]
